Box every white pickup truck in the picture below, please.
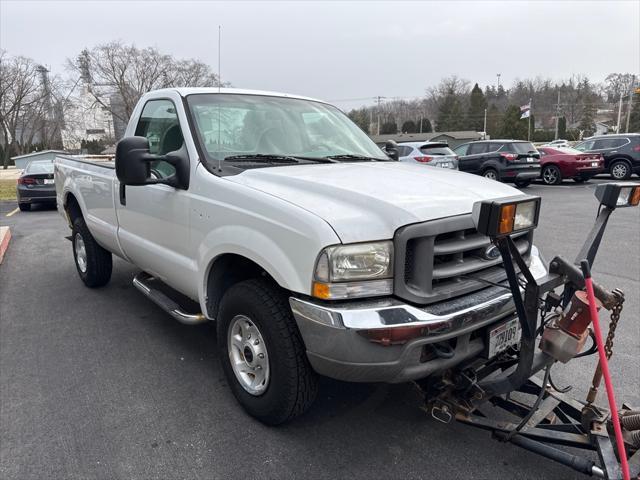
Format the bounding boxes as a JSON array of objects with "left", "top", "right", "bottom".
[{"left": 55, "top": 88, "right": 547, "bottom": 425}]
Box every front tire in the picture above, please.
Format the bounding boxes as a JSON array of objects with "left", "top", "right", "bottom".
[
  {"left": 217, "top": 278, "right": 318, "bottom": 425},
  {"left": 18, "top": 202, "right": 30, "bottom": 211},
  {"left": 541, "top": 165, "right": 562, "bottom": 185},
  {"left": 482, "top": 168, "right": 499, "bottom": 181},
  {"left": 515, "top": 179, "right": 532, "bottom": 188},
  {"left": 610, "top": 160, "right": 632, "bottom": 180},
  {"left": 72, "top": 217, "right": 112, "bottom": 288}
]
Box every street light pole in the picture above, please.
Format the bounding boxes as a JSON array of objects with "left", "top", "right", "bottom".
[
  {"left": 483, "top": 108, "right": 487, "bottom": 139},
  {"left": 376, "top": 96, "right": 386, "bottom": 136},
  {"left": 554, "top": 90, "right": 561, "bottom": 140}
]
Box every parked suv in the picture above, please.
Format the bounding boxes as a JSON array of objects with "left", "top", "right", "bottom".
[
  {"left": 574, "top": 134, "right": 640, "bottom": 180},
  {"left": 453, "top": 140, "right": 541, "bottom": 187},
  {"left": 396, "top": 141, "right": 458, "bottom": 169}
]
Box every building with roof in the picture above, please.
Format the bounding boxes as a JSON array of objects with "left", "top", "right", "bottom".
[
  {"left": 369, "top": 131, "right": 485, "bottom": 148},
  {"left": 11, "top": 150, "right": 68, "bottom": 170}
]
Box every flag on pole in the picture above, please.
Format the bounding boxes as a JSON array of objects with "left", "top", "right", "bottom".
[{"left": 520, "top": 103, "right": 531, "bottom": 119}]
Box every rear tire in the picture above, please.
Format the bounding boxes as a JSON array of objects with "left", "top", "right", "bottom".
[
  {"left": 72, "top": 217, "right": 112, "bottom": 288},
  {"left": 18, "top": 203, "right": 30, "bottom": 211},
  {"left": 217, "top": 278, "right": 318, "bottom": 425},
  {"left": 482, "top": 168, "right": 498, "bottom": 181},
  {"left": 610, "top": 160, "right": 631, "bottom": 180},
  {"left": 541, "top": 165, "right": 562, "bottom": 185}
]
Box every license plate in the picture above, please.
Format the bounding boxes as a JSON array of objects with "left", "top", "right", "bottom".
[
  {"left": 44, "top": 179, "right": 54, "bottom": 184},
  {"left": 527, "top": 157, "right": 534, "bottom": 162},
  {"left": 440, "top": 162, "right": 451, "bottom": 168},
  {"left": 591, "top": 162, "right": 599, "bottom": 167},
  {"left": 487, "top": 318, "right": 521, "bottom": 358}
]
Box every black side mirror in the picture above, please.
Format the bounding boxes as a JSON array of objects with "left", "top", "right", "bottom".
[
  {"left": 385, "top": 140, "right": 399, "bottom": 161},
  {"left": 115, "top": 136, "right": 153, "bottom": 185},
  {"left": 115, "top": 136, "right": 189, "bottom": 189}
]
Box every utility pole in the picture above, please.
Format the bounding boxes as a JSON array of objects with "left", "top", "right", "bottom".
[
  {"left": 625, "top": 75, "right": 636, "bottom": 133},
  {"left": 527, "top": 98, "right": 532, "bottom": 141},
  {"left": 496, "top": 73, "right": 501, "bottom": 91},
  {"left": 616, "top": 95, "right": 623, "bottom": 134},
  {"left": 376, "top": 96, "right": 386, "bottom": 136},
  {"left": 554, "top": 90, "right": 561, "bottom": 140},
  {"left": 483, "top": 108, "right": 487, "bottom": 139}
]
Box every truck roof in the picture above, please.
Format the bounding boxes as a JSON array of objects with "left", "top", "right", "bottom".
[{"left": 153, "top": 87, "right": 328, "bottom": 104}]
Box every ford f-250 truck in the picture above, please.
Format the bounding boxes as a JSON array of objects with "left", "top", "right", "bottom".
[{"left": 55, "top": 88, "right": 547, "bottom": 425}]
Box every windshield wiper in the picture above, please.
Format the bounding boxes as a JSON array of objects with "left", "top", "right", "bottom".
[
  {"left": 224, "top": 154, "right": 301, "bottom": 163},
  {"left": 225, "top": 154, "right": 335, "bottom": 164},
  {"left": 324, "top": 154, "right": 389, "bottom": 162}
]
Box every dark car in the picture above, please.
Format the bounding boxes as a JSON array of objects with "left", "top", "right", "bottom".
[
  {"left": 453, "top": 140, "right": 541, "bottom": 187},
  {"left": 574, "top": 133, "right": 640, "bottom": 180},
  {"left": 537, "top": 146, "right": 604, "bottom": 185},
  {"left": 16, "top": 160, "right": 56, "bottom": 211}
]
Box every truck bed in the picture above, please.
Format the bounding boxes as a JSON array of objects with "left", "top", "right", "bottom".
[{"left": 54, "top": 153, "right": 123, "bottom": 258}]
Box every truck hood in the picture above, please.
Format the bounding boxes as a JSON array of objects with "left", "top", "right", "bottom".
[{"left": 228, "top": 162, "right": 524, "bottom": 243}]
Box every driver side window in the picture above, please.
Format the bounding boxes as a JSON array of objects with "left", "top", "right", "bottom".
[{"left": 135, "top": 99, "right": 184, "bottom": 179}]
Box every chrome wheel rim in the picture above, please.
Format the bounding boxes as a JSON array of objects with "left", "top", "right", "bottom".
[
  {"left": 484, "top": 170, "right": 497, "bottom": 180},
  {"left": 228, "top": 315, "right": 270, "bottom": 395},
  {"left": 543, "top": 167, "right": 558, "bottom": 184},
  {"left": 612, "top": 164, "right": 627, "bottom": 179},
  {"left": 74, "top": 233, "right": 87, "bottom": 273}
]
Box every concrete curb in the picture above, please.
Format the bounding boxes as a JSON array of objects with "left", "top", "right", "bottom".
[{"left": 0, "top": 226, "right": 11, "bottom": 264}]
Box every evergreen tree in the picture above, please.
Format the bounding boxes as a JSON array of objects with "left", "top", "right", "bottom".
[
  {"left": 578, "top": 103, "right": 596, "bottom": 136},
  {"left": 467, "top": 83, "right": 487, "bottom": 131},
  {"left": 422, "top": 118, "right": 433, "bottom": 133},
  {"left": 380, "top": 120, "right": 397, "bottom": 135},
  {"left": 499, "top": 105, "right": 528, "bottom": 139},
  {"left": 401, "top": 120, "right": 418, "bottom": 133},
  {"left": 628, "top": 93, "right": 640, "bottom": 133},
  {"left": 436, "top": 91, "right": 465, "bottom": 131},
  {"left": 486, "top": 104, "right": 501, "bottom": 138},
  {"left": 558, "top": 116, "right": 567, "bottom": 138}
]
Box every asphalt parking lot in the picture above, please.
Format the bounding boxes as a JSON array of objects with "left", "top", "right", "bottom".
[{"left": 1, "top": 179, "right": 638, "bottom": 480}]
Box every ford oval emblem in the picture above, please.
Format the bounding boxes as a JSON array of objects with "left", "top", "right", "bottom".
[{"left": 483, "top": 245, "right": 501, "bottom": 260}]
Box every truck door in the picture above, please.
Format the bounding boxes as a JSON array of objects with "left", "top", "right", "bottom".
[{"left": 115, "top": 98, "right": 197, "bottom": 298}]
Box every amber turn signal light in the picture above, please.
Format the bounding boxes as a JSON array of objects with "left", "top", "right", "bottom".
[{"left": 472, "top": 195, "right": 541, "bottom": 238}]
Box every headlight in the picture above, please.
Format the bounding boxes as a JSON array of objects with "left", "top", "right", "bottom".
[
  {"left": 313, "top": 241, "right": 393, "bottom": 300},
  {"left": 594, "top": 182, "right": 640, "bottom": 208},
  {"left": 472, "top": 195, "right": 541, "bottom": 238}
]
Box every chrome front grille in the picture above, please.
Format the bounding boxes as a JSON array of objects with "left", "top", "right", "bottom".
[{"left": 394, "top": 215, "right": 532, "bottom": 305}]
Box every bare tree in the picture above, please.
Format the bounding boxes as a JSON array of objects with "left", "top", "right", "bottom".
[
  {"left": 66, "top": 42, "right": 222, "bottom": 128},
  {"left": 0, "top": 51, "right": 49, "bottom": 168}
]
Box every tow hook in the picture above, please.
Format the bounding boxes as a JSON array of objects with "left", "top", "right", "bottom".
[{"left": 430, "top": 401, "right": 453, "bottom": 424}]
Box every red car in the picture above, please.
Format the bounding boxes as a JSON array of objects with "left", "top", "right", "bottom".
[{"left": 537, "top": 147, "right": 604, "bottom": 185}]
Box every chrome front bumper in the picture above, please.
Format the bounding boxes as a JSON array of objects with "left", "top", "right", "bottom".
[{"left": 290, "top": 247, "right": 547, "bottom": 383}]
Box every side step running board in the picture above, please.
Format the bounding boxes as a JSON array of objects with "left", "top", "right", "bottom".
[{"left": 133, "top": 272, "right": 207, "bottom": 325}]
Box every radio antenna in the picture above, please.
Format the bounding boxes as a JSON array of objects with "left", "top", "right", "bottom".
[{"left": 217, "top": 25, "right": 222, "bottom": 172}]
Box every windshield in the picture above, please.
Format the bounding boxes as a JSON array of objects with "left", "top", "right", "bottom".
[
  {"left": 25, "top": 161, "right": 54, "bottom": 174},
  {"left": 186, "top": 94, "right": 388, "bottom": 168}
]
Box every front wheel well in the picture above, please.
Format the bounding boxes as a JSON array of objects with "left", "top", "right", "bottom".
[{"left": 206, "top": 254, "right": 280, "bottom": 319}]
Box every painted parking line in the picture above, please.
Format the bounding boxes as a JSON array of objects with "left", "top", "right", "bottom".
[{"left": 5, "top": 208, "right": 19, "bottom": 217}]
